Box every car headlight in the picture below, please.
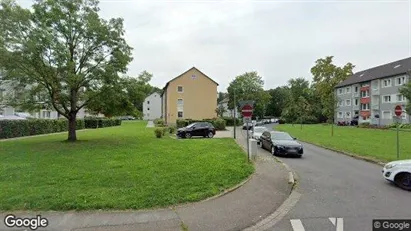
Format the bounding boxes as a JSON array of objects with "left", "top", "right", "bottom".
[{"left": 385, "top": 163, "right": 396, "bottom": 169}]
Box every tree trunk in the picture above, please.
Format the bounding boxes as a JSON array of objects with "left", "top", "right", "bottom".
[{"left": 67, "top": 113, "right": 77, "bottom": 142}]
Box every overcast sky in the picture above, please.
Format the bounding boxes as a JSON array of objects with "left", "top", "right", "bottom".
[{"left": 18, "top": 0, "right": 411, "bottom": 92}]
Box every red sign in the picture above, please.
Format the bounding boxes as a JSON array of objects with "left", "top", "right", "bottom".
[
  {"left": 394, "top": 105, "right": 403, "bottom": 117},
  {"left": 242, "top": 104, "right": 253, "bottom": 118}
]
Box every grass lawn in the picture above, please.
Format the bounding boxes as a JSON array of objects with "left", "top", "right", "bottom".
[
  {"left": 276, "top": 124, "right": 411, "bottom": 162},
  {"left": 0, "top": 121, "right": 254, "bottom": 211}
]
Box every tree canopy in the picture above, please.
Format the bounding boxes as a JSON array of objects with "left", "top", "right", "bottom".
[{"left": 0, "top": 0, "right": 133, "bottom": 141}]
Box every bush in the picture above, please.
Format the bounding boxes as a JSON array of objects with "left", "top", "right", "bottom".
[
  {"left": 169, "top": 126, "right": 176, "bottom": 134},
  {"left": 222, "top": 117, "right": 242, "bottom": 126},
  {"left": 154, "top": 128, "right": 163, "bottom": 138},
  {"left": 278, "top": 119, "right": 286, "bottom": 124},
  {"left": 0, "top": 119, "right": 85, "bottom": 139},
  {"left": 84, "top": 118, "right": 122, "bottom": 129},
  {"left": 213, "top": 118, "right": 226, "bottom": 130},
  {"left": 162, "top": 127, "right": 168, "bottom": 136},
  {"left": 154, "top": 119, "right": 165, "bottom": 127},
  {"left": 358, "top": 122, "right": 370, "bottom": 128}
]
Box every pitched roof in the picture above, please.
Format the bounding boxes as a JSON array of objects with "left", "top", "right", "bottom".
[
  {"left": 160, "top": 67, "right": 219, "bottom": 96},
  {"left": 335, "top": 57, "right": 411, "bottom": 88}
]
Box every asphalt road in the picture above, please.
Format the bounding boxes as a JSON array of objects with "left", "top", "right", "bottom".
[{"left": 249, "top": 124, "right": 411, "bottom": 231}]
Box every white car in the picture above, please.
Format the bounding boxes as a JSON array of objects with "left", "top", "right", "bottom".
[
  {"left": 382, "top": 159, "right": 411, "bottom": 191},
  {"left": 251, "top": 126, "right": 268, "bottom": 141}
]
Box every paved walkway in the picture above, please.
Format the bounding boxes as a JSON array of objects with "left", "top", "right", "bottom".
[
  {"left": 0, "top": 128, "right": 291, "bottom": 231},
  {"left": 146, "top": 120, "right": 154, "bottom": 127}
]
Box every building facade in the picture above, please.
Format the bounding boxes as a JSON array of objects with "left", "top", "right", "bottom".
[
  {"left": 161, "top": 67, "right": 218, "bottom": 124},
  {"left": 143, "top": 92, "right": 162, "bottom": 120},
  {"left": 335, "top": 57, "right": 411, "bottom": 125},
  {"left": 218, "top": 98, "right": 240, "bottom": 118}
]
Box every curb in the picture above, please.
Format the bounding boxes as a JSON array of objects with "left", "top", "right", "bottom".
[{"left": 301, "top": 140, "right": 387, "bottom": 167}]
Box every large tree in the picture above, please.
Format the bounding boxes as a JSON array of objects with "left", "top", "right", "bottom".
[
  {"left": 281, "top": 78, "right": 312, "bottom": 124},
  {"left": 265, "top": 87, "right": 290, "bottom": 117},
  {"left": 310, "top": 56, "right": 354, "bottom": 123},
  {"left": 0, "top": 0, "right": 133, "bottom": 141},
  {"left": 226, "top": 71, "right": 271, "bottom": 119}
]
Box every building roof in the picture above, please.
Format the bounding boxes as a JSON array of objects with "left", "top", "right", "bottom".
[
  {"left": 160, "top": 67, "right": 219, "bottom": 96},
  {"left": 335, "top": 57, "right": 411, "bottom": 88}
]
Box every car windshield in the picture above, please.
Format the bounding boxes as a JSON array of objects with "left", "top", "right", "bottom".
[
  {"left": 254, "top": 127, "right": 266, "bottom": 133},
  {"left": 271, "top": 132, "right": 294, "bottom": 140}
]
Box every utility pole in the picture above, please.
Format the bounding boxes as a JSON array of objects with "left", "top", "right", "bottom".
[{"left": 233, "top": 88, "right": 237, "bottom": 139}]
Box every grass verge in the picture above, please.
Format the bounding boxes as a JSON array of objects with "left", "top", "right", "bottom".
[
  {"left": 0, "top": 121, "right": 254, "bottom": 211},
  {"left": 276, "top": 124, "right": 411, "bottom": 163}
]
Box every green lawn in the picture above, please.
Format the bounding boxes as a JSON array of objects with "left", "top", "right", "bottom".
[
  {"left": 0, "top": 121, "right": 254, "bottom": 211},
  {"left": 276, "top": 124, "right": 411, "bottom": 162}
]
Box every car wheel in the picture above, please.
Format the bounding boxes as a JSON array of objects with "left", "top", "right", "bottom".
[
  {"left": 395, "top": 173, "right": 411, "bottom": 191},
  {"left": 185, "top": 133, "right": 192, "bottom": 139},
  {"left": 271, "top": 146, "right": 276, "bottom": 156},
  {"left": 207, "top": 131, "right": 214, "bottom": 138}
]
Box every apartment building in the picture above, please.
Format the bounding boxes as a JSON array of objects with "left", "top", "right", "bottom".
[
  {"left": 143, "top": 92, "right": 162, "bottom": 120},
  {"left": 335, "top": 57, "right": 411, "bottom": 125}
]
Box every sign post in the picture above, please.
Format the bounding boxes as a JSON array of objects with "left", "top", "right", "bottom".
[
  {"left": 242, "top": 104, "right": 254, "bottom": 161},
  {"left": 394, "top": 105, "right": 403, "bottom": 160}
]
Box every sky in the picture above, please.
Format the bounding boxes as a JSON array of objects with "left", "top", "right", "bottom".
[{"left": 17, "top": 0, "right": 411, "bottom": 92}]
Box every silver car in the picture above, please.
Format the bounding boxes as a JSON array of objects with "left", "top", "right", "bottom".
[{"left": 251, "top": 126, "right": 269, "bottom": 141}]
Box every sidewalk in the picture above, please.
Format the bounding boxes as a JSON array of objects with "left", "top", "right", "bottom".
[{"left": 0, "top": 128, "right": 291, "bottom": 231}]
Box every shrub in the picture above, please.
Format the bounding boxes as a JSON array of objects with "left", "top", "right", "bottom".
[
  {"left": 213, "top": 118, "right": 226, "bottom": 130},
  {"left": 278, "top": 119, "right": 286, "bottom": 124},
  {"left": 154, "top": 119, "right": 165, "bottom": 127},
  {"left": 176, "top": 119, "right": 190, "bottom": 128},
  {"left": 162, "top": 127, "right": 168, "bottom": 136},
  {"left": 154, "top": 128, "right": 163, "bottom": 138},
  {"left": 84, "top": 118, "right": 121, "bottom": 129},
  {"left": 169, "top": 126, "right": 176, "bottom": 134},
  {"left": 0, "top": 119, "right": 85, "bottom": 139},
  {"left": 222, "top": 117, "right": 242, "bottom": 126},
  {"left": 358, "top": 122, "right": 370, "bottom": 128}
]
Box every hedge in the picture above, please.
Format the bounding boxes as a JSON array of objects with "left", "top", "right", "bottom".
[
  {"left": 0, "top": 119, "right": 85, "bottom": 139},
  {"left": 176, "top": 118, "right": 226, "bottom": 130},
  {"left": 84, "top": 117, "right": 122, "bottom": 129},
  {"left": 222, "top": 117, "right": 242, "bottom": 126}
]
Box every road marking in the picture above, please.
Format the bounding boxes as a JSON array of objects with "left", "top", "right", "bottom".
[
  {"left": 290, "top": 219, "right": 305, "bottom": 231},
  {"left": 329, "top": 217, "right": 344, "bottom": 231}
]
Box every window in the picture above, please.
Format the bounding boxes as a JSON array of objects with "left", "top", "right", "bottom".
[
  {"left": 361, "top": 83, "right": 369, "bottom": 87},
  {"left": 177, "top": 86, "right": 183, "bottom": 93},
  {"left": 147, "top": 101, "right": 150, "bottom": 104},
  {"left": 177, "top": 99, "right": 183, "bottom": 105},
  {"left": 346, "top": 87, "right": 351, "bottom": 93},
  {"left": 178, "top": 111, "right": 183, "bottom": 118},
  {"left": 383, "top": 95, "right": 391, "bottom": 103},
  {"left": 382, "top": 79, "right": 391, "bottom": 87},
  {"left": 354, "top": 99, "right": 359, "bottom": 106},
  {"left": 397, "top": 94, "right": 405, "bottom": 102},
  {"left": 361, "top": 90, "right": 369, "bottom": 97},
  {"left": 345, "top": 99, "right": 351, "bottom": 106},
  {"left": 345, "top": 111, "right": 351, "bottom": 118},
  {"left": 0, "top": 109, "right": 3, "bottom": 116},
  {"left": 361, "top": 103, "right": 370, "bottom": 110},
  {"left": 337, "top": 112, "right": 343, "bottom": 118},
  {"left": 354, "top": 86, "right": 359, "bottom": 93},
  {"left": 396, "top": 76, "right": 406, "bottom": 86},
  {"left": 338, "top": 100, "right": 344, "bottom": 107},
  {"left": 382, "top": 111, "right": 391, "bottom": 119},
  {"left": 147, "top": 107, "right": 150, "bottom": 111},
  {"left": 338, "top": 88, "right": 343, "bottom": 95}
]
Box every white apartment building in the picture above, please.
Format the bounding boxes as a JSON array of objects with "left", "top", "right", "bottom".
[{"left": 143, "top": 92, "right": 162, "bottom": 120}]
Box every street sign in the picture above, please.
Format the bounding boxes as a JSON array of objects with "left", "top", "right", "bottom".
[
  {"left": 394, "top": 105, "right": 403, "bottom": 117},
  {"left": 242, "top": 104, "right": 253, "bottom": 118}
]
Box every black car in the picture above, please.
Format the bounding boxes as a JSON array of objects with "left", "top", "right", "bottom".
[
  {"left": 258, "top": 131, "right": 303, "bottom": 157},
  {"left": 350, "top": 115, "right": 359, "bottom": 126},
  {"left": 177, "top": 122, "right": 216, "bottom": 139}
]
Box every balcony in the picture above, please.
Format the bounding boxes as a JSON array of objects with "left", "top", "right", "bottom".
[{"left": 371, "top": 88, "right": 380, "bottom": 95}]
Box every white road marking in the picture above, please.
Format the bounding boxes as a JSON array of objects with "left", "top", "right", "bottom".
[
  {"left": 290, "top": 219, "right": 306, "bottom": 231},
  {"left": 329, "top": 217, "right": 336, "bottom": 226},
  {"left": 329, "top": 217, "right": 344, "bottom": 231}
]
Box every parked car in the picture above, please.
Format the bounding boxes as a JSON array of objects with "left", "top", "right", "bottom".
[
  {"left": 251, "top": 126, "right": 269, "bottom": 140},
  {"left": 350, "top": 115, "right": 359, "bottom": 126},
  {"left": 264, "top": 119, "right": 271, "bottom": 124},
  {"left": 382, "top": 159, "right": 411, "bottom": 191},
  {"left": 177, "top": 122, "right": 216, "bottom": 139},
  {"left": 243, "top": 120, "right": 257, "bottom": 130},
  {"left": 258, "top": 131, "right": 303, "bottom": 157}
]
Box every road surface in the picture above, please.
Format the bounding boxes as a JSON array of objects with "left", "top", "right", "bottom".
[{"left": 244, "top": 124, "right": 411, "bottom": 231}]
